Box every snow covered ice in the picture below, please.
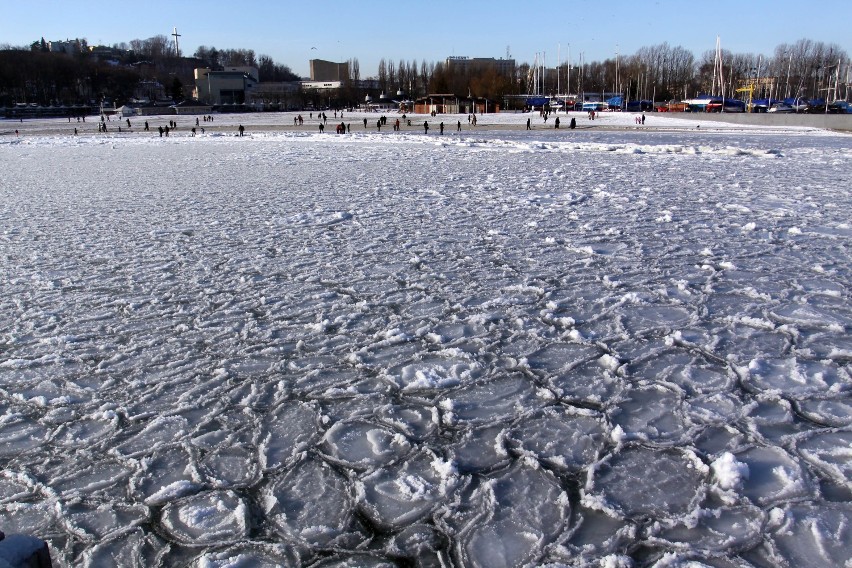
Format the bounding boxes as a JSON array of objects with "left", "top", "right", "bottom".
[{"left": 1, "top": 111, "right": 851, "bottom": 567}]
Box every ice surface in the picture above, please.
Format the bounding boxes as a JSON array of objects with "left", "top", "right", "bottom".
[
  {"left": 584, "top": 445, "right": 708, "bottom": 519},
  {"left": 452, "top": 462, "right": 568, "bottom": 568},
  {"left": 190, "top": 541, "right": 304, "bottom": 567},
  {"left": 1, "top": 112, "right": 851, "bottom": 565},
  {"left": 357, "top": 450, "right": 459, "bottom": 530},
  {"left": 320, "top": 419, "right": 411, "bottom": 470},
  {"left": 160, "top": 490, "right": 248, "bottom": 545},
  {"left": 262, "top": 456, "right": 358, "bottom": 547},
  {"left": 766, "top": 502, "right": 852, "bottom": 568}
]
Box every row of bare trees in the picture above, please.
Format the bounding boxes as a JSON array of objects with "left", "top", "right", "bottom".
[
  {"left": 2, "top": 35, "right": 847, "bottom": 108},
  {"left": 362, "top": 39, "right": 848, "bottom": 105}
]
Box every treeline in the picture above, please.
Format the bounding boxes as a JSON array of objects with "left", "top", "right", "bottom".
[
  {"left": 1, "top": 35, "right": 847, "bottom": 108},
  {"left": 193, "top": 46, "right": 299, "bottom": 82},
  {"left": 578, "top": 39, "right": 849, "bottom": 102},
  {"left": 319, "top": 38, "right": 848, "bottom": 110},
  {"left": 362, "top": 39, "right": 847, "bottom": 104},
  {"left": 0, "top": 35, "right": 300, "bottom": 106}
]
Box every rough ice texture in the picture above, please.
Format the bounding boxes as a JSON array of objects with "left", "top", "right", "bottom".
[{"left": 1, "top": 112, "right": 851, "bottom": 566}]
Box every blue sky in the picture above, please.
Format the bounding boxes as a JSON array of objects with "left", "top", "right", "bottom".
[{"left": 2, "top": 0, "right": 849, "bottom": 78}]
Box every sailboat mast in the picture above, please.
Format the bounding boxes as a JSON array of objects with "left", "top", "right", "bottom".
[
  {"left": 567, "top": 44, "right": 571, "bottom": 98},
  {"left": 711, "top": 36, "right": 719, "bottom": 97}
]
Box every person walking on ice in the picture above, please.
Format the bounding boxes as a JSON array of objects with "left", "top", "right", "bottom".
[{"left": 423, "top": 121, "right": 429, "bottom": 134}]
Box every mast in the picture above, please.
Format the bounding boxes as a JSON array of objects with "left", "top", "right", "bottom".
[{"left": 567, "top": 44, "right": 571, "bottom": 98}]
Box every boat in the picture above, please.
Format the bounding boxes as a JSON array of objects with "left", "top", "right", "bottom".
[
  {"left": 683, "top": 95, "right": 745, "bottom": 113},
  {"left": 767, "top": 103, "right": 794, "bottom": 113}
]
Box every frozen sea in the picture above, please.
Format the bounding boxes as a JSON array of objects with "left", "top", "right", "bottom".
[{"left": 1, "top": 111, "right": 851, "bottom": 567}]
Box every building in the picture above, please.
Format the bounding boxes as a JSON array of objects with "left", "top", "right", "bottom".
[
  {"left": 247, "top": 81, "right": 302, "bottom": 110},
  {"left": 131, "top": 80, "right": 167, "bottom": 104},
  {"left": 414, "top": 94, "right": 500, "bottom": 115},
  {"left": 194, "top": 67, "right": 258, "bottom": 105},
  {"left": 48, "top": 39, "right": 82, "bottom": 55},
  {"left": 301, "top": 81, "right": 342, "bottom": 90},
  {"left": 310, "top": 59, "right": 348, "bottom": 82},
  {"left": 444, "top": 56, "right": 516, "bottom": 76}
]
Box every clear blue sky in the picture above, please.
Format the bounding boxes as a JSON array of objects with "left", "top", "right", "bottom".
[{"left": 2, "top": 0, "right": 849, "bottom": 78}]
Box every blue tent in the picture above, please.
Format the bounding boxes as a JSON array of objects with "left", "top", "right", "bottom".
[
  {"left": 722, "top": 99, "right": 746, "bottom": 112},
  {"left": 625, "top": 100, "right": 654, "bottom": 112},
  {"left": 606, "top": 96, "right": 623, "bottom": 109},
  {"left": 752, "top": 98, "right": 782, "bottom": 108},
  {"left": 525, "top": 97, "right": 549, "bottom": 107}
]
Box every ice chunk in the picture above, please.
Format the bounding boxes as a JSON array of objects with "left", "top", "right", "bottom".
[
  {"left": 525, "top": 342, "right": 602, "bottom": 374},
  {"left": 386, "top": 354, "right": 480, "bottom": 392},
  {"left": 437, "top": 375, "right": 542, "bottom": 426},
  {"left": 189, "top": 541, "right": 305, "bottom": 567},
  {"left": 649, "top": 504, "right": 764, "bottom": 553},
  {"left": 505, "top": 407, "right": 608, "bottom": 471},
  {"left": 770, "top": 302, "right": 849, "bottom": 330},
  {"left": 796, "top": 399, "right": 852, "bottom": 427},
  {"left": 745, "top": 357, "right": 849, "bottom": 396},
  {"left": 693, "top": 424, "right": 750, "bottom": 458},
  {"left": 710, "top": 452, "right": 749, "bottom": 491},
  {"left": 320, "top": 420, "right": 411, "bottom": 471},
  {"left": 130, "top": 447, "right": 201, "bottom": 506},
  {"left": 610, "top": 384, "right": 693, "bottom": 445},
  {"left": 620, "top": 305, "right": 693, "bottom": 335},
  {"left": 584, "top": 445, "right": 708, "bottom": 519},
  {"left": 64, "top": 501, "right": 149, "bottom": 541},
  {"left": 767, "top": 502, "right": 852, "bottom": 568},
  {"left": 161, "top": 490, "right": 249, "bottom": 545},
  {"left": 80, "top": 527, "right": 169, "bottom": 568},
  {"left": 263, "top": 456, "right": 359, "bottom": 547},
  {"left": 0, "top": 500, "right": 59, "bottom": 536},
  {"left": 556, "top": 505, "right": 637, "bottom": 561},
  {"left": 198, "top": 445, "right": 261, "bottom": 488},
  {"left": 51, "top": 415, "right": 118, "bottom": 448},
  {"left": 549, "top": 359, "right": 626, "bottom": 405},
  {"left": 0, "top": 472, "right": 38, "bottom": 503},
  {"left": 734, "top": 445, "right": 815, "bottom": 506},
  {"left": 795, "top": 429, "right": 852, "bottom": 489},
  {"left": 113, "top": 415, "right": 190, "bottom": 458},
  {"left": 376, "top": 403, "right": 439, "bottom": 441},
  {"left": 0, "top": 421, "right": 49, "bottom": 457},
  {"left": 386, "top": 523, "right": 447, "bottom": 566},
  {"left": 454, "top": 463, "right": 568, "bottom": 568},
  {"left": 357, "top": 450, "right": 459, "bottom": 530},
  {"left": 626, "top": 348, "right": 734, "bottom": 395},
  {"left": 48, "top": 460, "right": 133, "bottom": 499},
  {"left": 448, "top": 425, "right": 511, "bottom": 473},
  {"left": 308, "top": 554, "right": 400, "bottom": 567},
  {"left": 686, "top": 393, "right": 744, "bottom": 426},
  {"left": 259, "top": 402, "right": 320, "bottom": 470}
]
